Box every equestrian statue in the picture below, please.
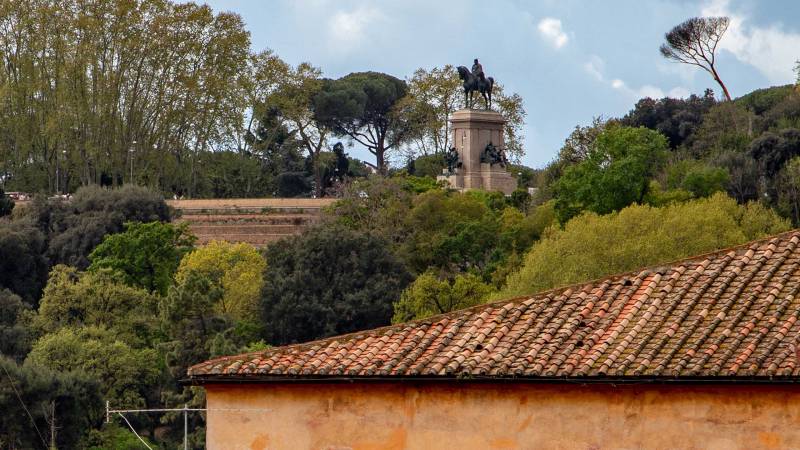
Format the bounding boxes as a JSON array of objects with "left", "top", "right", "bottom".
[{"left": 457, "top": 58, "right": 495, "bottom": 110}]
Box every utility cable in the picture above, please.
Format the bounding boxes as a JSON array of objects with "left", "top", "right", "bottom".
[
  {"left": 1, "top": 363, "right": 48, "bottom": 449},
  {"left": 117, "top": 412, "right": 154, "bottom": 450}
]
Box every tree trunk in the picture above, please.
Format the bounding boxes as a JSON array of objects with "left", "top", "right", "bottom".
[
  {"left": 711, "top": 66, "right": 732, "bottom": 101},
  {"left": 312, "top": 152, "right": 322, "bottom": 198}
]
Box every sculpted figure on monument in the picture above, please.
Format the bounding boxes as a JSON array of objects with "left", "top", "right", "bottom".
[
  {"left": 481, "top": 142, "right": 508, "bottom": 167},
  {"left": 457, "top": 59, "right": 494, "bottom": 110},
  {"left": 472, "top": 58, "right": 484, "bottom": 79},
  {"left": 444, "top": 146, "right": 462, "bottom": 173}
]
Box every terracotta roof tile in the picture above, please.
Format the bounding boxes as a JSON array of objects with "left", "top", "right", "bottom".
[{"left": 189, "top": 230, "right": 800, "bottom": 381}]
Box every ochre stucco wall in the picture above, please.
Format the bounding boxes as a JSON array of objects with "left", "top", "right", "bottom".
[{"left": 203, "top": 381, "right": 800, "bottom": 450}]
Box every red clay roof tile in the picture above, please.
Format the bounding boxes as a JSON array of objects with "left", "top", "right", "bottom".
[{"left": 189, "top": 230, "right": 800, "bottom": 381}]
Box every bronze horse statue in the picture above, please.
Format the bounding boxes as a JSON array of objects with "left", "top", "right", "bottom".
[{"left": 457, "top": 66, "right": 494, "bottom": 109}]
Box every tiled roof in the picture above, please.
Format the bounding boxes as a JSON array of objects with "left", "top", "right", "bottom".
[{"left": 188, "top": 230, "right": 800, "bottom": 381}]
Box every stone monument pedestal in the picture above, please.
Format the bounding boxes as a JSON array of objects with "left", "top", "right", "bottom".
[{"left": 437, "top": 109, "right": 517, "bottom": 195}]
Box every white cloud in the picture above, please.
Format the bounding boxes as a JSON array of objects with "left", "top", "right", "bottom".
[
  {"left": 701, "top": 0, "right": 800, "bottom": 84},
  {"left": 668, "top": 87, "right": 691, "bottom": 98},
  {"left": 328, "top": 6, "right": 384, "bottom": 52},
  {"left": 584, "top": 55, "right": 605, "bottom": 81},
  {"left": 638, "top": 84, "right": 667, "bottom": 99},
  {"left": 538, "top": 17, "right": 569, "bottom": 49},
  {"left": 610, "top": 78, "right": 691, "bottom": 100}
]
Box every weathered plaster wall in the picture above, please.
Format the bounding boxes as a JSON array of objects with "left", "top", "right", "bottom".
[{"left": 204, "top": 382, "right": 800, "bottom": 450}]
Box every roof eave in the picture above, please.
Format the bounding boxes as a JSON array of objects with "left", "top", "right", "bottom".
[{"left": 184, "top": 374, "right": 800, "bottom": 386}]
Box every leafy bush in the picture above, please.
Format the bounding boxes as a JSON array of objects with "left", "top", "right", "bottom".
[
  {"left": 261, "top": 225, "right": 411, "bottom": 345},
  {"left": 503, "top": 193, "right": 790, "bottom": 297},
  {"left": 392, "top": 271, "right": 495, "bottom": 323}
]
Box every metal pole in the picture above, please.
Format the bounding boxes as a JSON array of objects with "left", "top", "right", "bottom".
[
  {"left": 183, "top": 403, "right": 188, "bottom": 450},
  {"left": 130, "top": 141, "right": 137, "bottom": 184},
  {"left": 49, "top": 401, "right": 56, "bottom": 450}
]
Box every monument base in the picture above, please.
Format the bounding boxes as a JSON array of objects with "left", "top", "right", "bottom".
[
  {"left": 480, "top": 163, "right": 517, "bottom": 195},
  {"left": 438, "top": 166, "right": 516, "bottom": 195},
  {"left": 438, "top": 109, "right": 518, "bottom": 195}
]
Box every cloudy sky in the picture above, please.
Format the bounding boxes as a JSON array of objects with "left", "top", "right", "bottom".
[{"left": 204, "top": 0, "right": 800, "bottom": 168}]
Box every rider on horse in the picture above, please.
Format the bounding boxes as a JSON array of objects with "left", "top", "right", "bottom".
[
  {"left": 457, "top": 59, "right": 494, "bottom": 109},
  {"left": 472, "top": 59, "right": 484, "bottom": 80}
]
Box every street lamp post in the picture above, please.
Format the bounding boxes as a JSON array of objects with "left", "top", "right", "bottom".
[
  {"left": 129, "top": 141, "right": 137, "bottom": 184},
  {"left": 55, "top": 149, "right": 67, "bottom": 195}
]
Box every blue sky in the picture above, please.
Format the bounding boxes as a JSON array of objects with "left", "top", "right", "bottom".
[{"left": 204, "top": 0, "right": 800, "bottom": 168}]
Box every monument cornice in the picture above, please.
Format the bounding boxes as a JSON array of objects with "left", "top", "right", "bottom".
[{"left": 450, "top": 109, "right": 507, "bottom": 126}]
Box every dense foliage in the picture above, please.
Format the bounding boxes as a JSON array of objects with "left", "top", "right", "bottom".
[
  {"left": 261, "top": 225, "right": 412, "bottom": 345},
  {"left": 553, "top": 125, "right": 669, "bottom": 222},
  {"left": 88, "top": 222, "right": 195, "bottom": 295},
  {"left": 503, "top": 194, "right": 790, "bottom": 296}
]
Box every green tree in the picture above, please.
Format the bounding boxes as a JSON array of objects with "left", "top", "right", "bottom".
[
  {"left": 553, "top": 125, "right": 669, "bottom": 223},
  {"left": 665, "top": 160, "right": 729, "bottom": 198},
  {"left": 26, "top": 326, "right": 160, "bottom": 409},
  {"left": 35, "top": 265, "right": 157, "bottom": 347},
  {"left": 407, "top": 153, "right": 446, "bottom": 177},
  {"left": 325, "top": 175, "right": 415, "bottom": 246},
  {"left": 312, "top": 72, "right": 412, "bottom": 174},
  {"left": 503, "top": 193, "right": 790, "bottom": 297},
  {"left": 88, "top": 222, "right": 195, "bottom": 295},
  {"left": 159, "top": 271, "right": 253, "bottom": 380},
  {"left": 175, "top": 241, "right": 266, "bottom": 321},
  {"left": 84, "top": 423, "right": 160, "bottom": 450},
  {"left": 392, "top": 271, "right": 495, "bottom": 323},
  {"left": 749, "top": 128, "right": 800, "bottom": 178},
  {"left": 0, "top": 221, "right": 48, "bottom": 303},
  {"left": 0, "top": 356, "right": 101, "bottom": 449},
  {"left": 263, "top": 60, "right": 332, "bottom": 197},
  {"left": 261, "top": 225, "right": 412, "bottom": 345},
  {"left": 689, "top": 101, "right": 754, "bottom": 157},
  {"left": 158, "top": 270, "right": 251, "bottom": 448},
  {"left": 400, "top": 190, "right": 498, "bottom": 275},
  {"left": 0, "top": 1, "right": 252, "bottom": 194},
  {"left": 621, "top": 90, "right": 716, "bottom": 148},
  {"left": 712, "top": 150, "right": 760, "bottom": 202},
  {"left": 22, "top": 185, "right": 171, "bottom": 269},
  {"left": 0, "top": 289, "right": 33, "bottom": 361}
]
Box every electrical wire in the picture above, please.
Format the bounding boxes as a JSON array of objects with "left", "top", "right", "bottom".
[
  {"left": 117, "top": 412, "right": 154, "bottom": 450},
  {"left": 1, "top": 363, "right": 48, "bottom": 449}
]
